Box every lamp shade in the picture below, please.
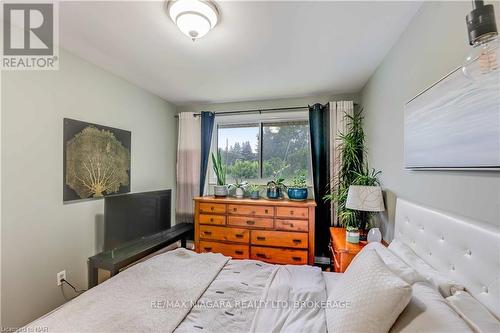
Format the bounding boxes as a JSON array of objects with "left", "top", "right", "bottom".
[{"left": 345, "top": 185, "right": 385, "bottom": 212}]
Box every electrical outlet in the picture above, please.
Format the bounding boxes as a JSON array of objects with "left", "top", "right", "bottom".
[{"left": 57, "top": 270, "right": 66, "bottom": 286}]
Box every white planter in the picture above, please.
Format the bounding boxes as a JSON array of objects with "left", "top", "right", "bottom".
[
  {"left": 346, "top": 230, "right": 360, "bottom": 244},
  {"left": 214, "top": 185, "right": 228, "bottom": 197},
  {"left": 235, "top": 187, "right": 244, "bottom": 198}
]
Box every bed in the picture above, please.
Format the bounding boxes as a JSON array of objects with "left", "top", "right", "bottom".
[{"left": 23, "top": 199, "right": 500, "bottom": 333}]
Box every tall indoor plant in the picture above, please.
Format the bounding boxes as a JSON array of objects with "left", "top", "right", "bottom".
[
  {"left": 324, "top": 109, "right": 381, "bottom": 231},
  {"left": 211, "top": 150, "right": 228, "bottom": 197}
]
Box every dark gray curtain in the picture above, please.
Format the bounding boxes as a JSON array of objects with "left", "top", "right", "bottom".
[
  {"left": 200, "top": 112, "right": 215, "bottom": 196},
  {"left": 309, "top": 103, "right": 330, "bottom": 257}
]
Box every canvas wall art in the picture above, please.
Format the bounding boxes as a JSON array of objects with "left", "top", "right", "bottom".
[
  {"left": 63, "top": 118, "right": 131, "bottom": 201},
  {"left": 404, "top": 64, "right": 500, "bottom": 170}
]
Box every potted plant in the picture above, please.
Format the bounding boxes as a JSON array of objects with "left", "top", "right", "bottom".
[
  {"left": 211, "top": 151, "right": 228, "bottom": 197},
  {"left": 267, "top": 177, "right": 285, "bottom": 200},
  {"left": 229, "top": 180, "right": 247, "bottom": 198},
  {"left": 341, "top": 210, "right": 360, "bottom": 244},
  {"left": 346, "top": 226, "right": 360, "bottom": 244},
  {"left": 247, "top": 184, "right": 260, "bottom": 199},
  {"left": 287, "top": 173, "right": 308, "bottom": 201}
]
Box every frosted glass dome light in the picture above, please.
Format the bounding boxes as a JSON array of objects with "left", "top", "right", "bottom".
[{"left": 168, "top": 0, "right": 219, "bottom": 41}]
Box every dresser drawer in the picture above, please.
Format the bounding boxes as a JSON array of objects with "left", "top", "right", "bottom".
[
  {"left": 251, "top": 246, "right": 307, "bottom": 265},
  {"left": 228, "top": 204, "right": 274, "bottom": 217},
  {"left": 199, "top": 214, "right": 226, "bottom": 225},
  {"left": 199, "top": 225, "right": 249, "bottom": 243},
  {"left": 276, "top": 206, "right": 308, "bottom": 219},
  {"left": 251, "top": 230, "right": 308, "bottom": 249},
  {"left": 199, "top": 241, "right": 249, "bottom": 259},
  {"left": 199, "top": 203, "right": 226, "bottom": 214},
  {"left": 228, "top": 216, "right": 273, "bottom": 229},
  {"left": 275, "top": 219, "right": 308, "bottom": 232}
]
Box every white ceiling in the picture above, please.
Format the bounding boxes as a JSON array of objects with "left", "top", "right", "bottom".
[{"left": 59, "top": 1, "right": 422, "bottom": 105}]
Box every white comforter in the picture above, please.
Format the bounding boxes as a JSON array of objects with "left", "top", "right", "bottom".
[
  {"left": 24, "top": 249, "right": 229, "bottom": 333},
  {"left": 177, "top": 260, "right": 327, "bottom": 333},
  {"left": 24, "top": 250, "right": 328, "bottom": 333},
  {"left": 250, "top": 265, "right": 327, "bottom": 333}
]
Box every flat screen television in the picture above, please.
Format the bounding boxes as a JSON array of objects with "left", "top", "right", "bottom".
[{"left": 104, "top": 189, "right": 171, "bottom": 251}]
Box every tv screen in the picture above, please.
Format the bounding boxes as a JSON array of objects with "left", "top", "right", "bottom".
[{"left": 104, "top": 190, "right": 171, "bottom": 251}]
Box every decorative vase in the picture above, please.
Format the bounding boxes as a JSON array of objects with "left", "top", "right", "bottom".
[
  {"left": 235, "top": 187, "right": 244, "bottom": 198},
  {"left": 367, "top": 227, "right": 382, "bottom": 243},
  {"left": 346, "top": 230, "right": 360, "bottom": 244},
  {"left": 250, "top": 191, "right": 260, "bottom": 199},
  {"left": 266, "top": 181, "right": 282, "bottom": 200},
  {"left": 287, "top": 187, "right": 308, "bottom": 201},
  {"left": 213, "top": 185, "right": 228, "bottom": 197}
]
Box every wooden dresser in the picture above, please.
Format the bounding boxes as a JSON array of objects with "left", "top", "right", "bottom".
[{"left": 194, "top": 196, "right": 316, "bottom": 265}]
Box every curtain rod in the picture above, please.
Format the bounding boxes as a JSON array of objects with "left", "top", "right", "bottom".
[{"left": 174, "top": 103, "right": 358, "bottom": 118}]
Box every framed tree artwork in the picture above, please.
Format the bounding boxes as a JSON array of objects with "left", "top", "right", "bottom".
[{"left": 63, "top": 118, "right": 131, "bottom": 202}]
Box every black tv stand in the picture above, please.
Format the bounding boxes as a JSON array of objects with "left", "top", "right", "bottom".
[{"left": 87, "top": 223, "right": 193, "bottom": 288}]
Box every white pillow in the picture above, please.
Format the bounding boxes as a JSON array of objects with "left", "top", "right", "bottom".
[
  {"left": 389, "top": 239, "right": 465, "bottom": 297},
  {"left": 390, "top": 282, "right": 473, "bottom": 333},
  {"left": 446, "top": 291, "right": 500, "bottom": 333},
  {"left": 360, "top": 242, "right": 425, "bottom": 285},
  {"left": 326, "top": 249, "right": 412, "bottom": 333}
]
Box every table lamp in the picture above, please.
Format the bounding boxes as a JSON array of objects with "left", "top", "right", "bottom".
[{"left": 345, "top": 185, "right": 385, "bottom": 240}]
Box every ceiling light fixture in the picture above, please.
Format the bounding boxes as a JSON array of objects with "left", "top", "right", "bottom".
[
  {"left": 167, "top": 0, "right": 219, "bottom": 41},
  {"left": 462, "top": 0, "right": 498, "bottom": 81}
]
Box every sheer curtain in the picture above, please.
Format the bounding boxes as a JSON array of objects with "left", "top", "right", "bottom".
[
  {"left": 176, "top": 112, "right": 201, "bottom": 224},
  {"left": 329, "top": 101, "right": 354, "bottom": 226}
]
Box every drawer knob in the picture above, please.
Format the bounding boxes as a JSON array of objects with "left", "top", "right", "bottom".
[
  {"left": 210, "top": 218, "right": 214, "bottom": 222},
  {"left": 235, "top": 250, "right": 244, "bottom": 255},
  {"left": 256, "top": 253, "right": 267, "bottom": 259},
  {"left": 290, "top": 210, "right": 294, "bottom": 215},
  {"left": 204, "top": 231, "right": 212, "bottom": 235},
  {"left": 233, "top": 208, "right": 237, "bottom": 212},
  {"left": 246, "top": 220, "right": 255, "bottom": 225},
  {"left": 256, "top": 236, "right": 266, "bottom": 241},
  {"left": 251, "top": 210, "right": 256, "bottom": 214},
  {"left": 235, "top": 234, "right": 244, "bottom": 238},
  {"left": 292, "top": 256, "right": 301, "bottom": 261},
  {"left": 211, "top": 206, "right": 215, "bottom": 211},
  {"left": 292, "top": 239, "right": 302, "bottom": 244},
  {"left": 265, "top": 209, "right": 269, "bottom": 213},
  {"left": 204, "top": 247, "right": 212, "bottom": 251}
]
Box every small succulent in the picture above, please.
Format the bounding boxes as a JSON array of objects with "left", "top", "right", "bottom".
[
  {"left": 247, "top": 184, "right": 260, "bottom": 193},
  {"left": 289, "top": 174, "right": 307, "bottom": 189}
]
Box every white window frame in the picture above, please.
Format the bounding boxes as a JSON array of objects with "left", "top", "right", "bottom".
[{"left": 207, "top": 111, "right": 312, "bottom": 186}]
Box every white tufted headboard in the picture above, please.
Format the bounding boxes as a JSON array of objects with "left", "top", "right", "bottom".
[{"left": 394, "top": 198, "right": 500, "bottom": 318}]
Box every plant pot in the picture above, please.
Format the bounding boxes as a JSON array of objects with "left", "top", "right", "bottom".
[
  {"left": 235, "top": 187, "right": 244, "bottom": 198},
  {"left": 249, "top": 191, "right": 260, "bottom": 199},
  {"left": 346, "top": 230, "right": 360, "bottom": 244},
  {"left": 214, "top": 185, "right": 228, "bottom": 197},
  {"left": 287, "top": 187, "right": 308, "bottom": 201},
  {"left": 266, "top": 186, "right": 282, "bottom": 200}
]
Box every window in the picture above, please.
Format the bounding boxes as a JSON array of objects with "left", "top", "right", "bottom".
[
  {"left": 213, "top": 117, "right": 312, "bottom": 185},
  {"left": 262, "top": 121, "right": 311, "bottom": 181},
  {"left": 218, "top": 124, "right": 260, "bottom": 183}
]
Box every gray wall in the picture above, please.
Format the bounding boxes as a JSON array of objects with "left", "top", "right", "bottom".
[
  {"left": 1, "top": 49, "right": 178, "bottom": 327},
  {"left": 361, "top": 1, "right": 500, "bottom": 241}
]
